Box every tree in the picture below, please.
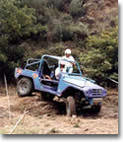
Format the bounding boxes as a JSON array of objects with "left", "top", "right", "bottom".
[
  {"left": 0, "top": 0, "right": 47, "bottom": 42},
  {"left": 0, "top": 0, "right": 47, "bottom": 81}
]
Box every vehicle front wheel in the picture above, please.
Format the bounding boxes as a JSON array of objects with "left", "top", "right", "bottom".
[
  {"left": 66, "top": 96, "right": 76, "bottom": 116},
  {"left": 17, "top": 77, "right": 33, "bottom": 97},
  {"left": 91, "top": 103, "right": 102, "bottom": 114}
]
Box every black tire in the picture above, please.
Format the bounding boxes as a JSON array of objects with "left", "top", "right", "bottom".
[
  {"left": 66, "top": 96, "right": 76, "bottom": 116},
  {"left": 40, "top": 92, "right": 54, "bottom": 101},
  {"left": 17, "top": 77, "right": 33, "bottom": 97}
]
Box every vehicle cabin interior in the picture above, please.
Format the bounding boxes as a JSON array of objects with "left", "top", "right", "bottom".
[{"left": 40, "top": 57, "right": 59, "bottom": 90}]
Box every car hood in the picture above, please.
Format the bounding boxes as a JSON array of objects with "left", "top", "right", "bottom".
[{"left": 63, "top": 75, "right": 102, "bottom": 89}]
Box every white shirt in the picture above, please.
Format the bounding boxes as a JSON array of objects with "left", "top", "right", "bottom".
[
  {"left": 62, "top": 55, "right": 75, "bottom": 61},
  {"left": 62, "top": 56, "right": 75, "bottom": 73}
]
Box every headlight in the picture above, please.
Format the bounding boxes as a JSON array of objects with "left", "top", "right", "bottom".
[
  {"left": 92, "top": 89, "right": 102, "bottom": 94},
  {"left": 98, "top": 89, "right": 102, "bottom": 94}
]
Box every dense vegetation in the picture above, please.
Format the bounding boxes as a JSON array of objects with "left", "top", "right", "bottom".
[{"left": 0, "top": 0, "right": 118, "bottom": 86}]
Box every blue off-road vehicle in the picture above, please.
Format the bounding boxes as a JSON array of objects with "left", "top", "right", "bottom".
[{"left": 15, "top": 55, "right": 107, "bottom": 116}]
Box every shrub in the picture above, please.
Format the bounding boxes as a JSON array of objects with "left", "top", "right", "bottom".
[
  {"left": 79, "top": 25, "right": 118, "bottom": 84},
  {"left": 0, "top": 45, "right": 25, "bottom": 81},
  {"left": 69, "top": 22, "right": 88, "bottom": 40},
  {"left": 47, "top": 0, "right": 63, "bottom": 10},
  {"left": 48, "top": 44, "right": 66, "bottom": 56},
  {"left": 0, "top": 51, "right": 7, "bottom": 63},
  {"left": 52, "top": 21, "right": 88, "bottom": 42},
  {"left": 69, "top": 0, "right": 85, "bottom": 18},
  {"left": 52, "top": 23, "right": 73, "bottom": 42},
  {"left": 29, "top": 43, "right": 66, "bottom": 58}
]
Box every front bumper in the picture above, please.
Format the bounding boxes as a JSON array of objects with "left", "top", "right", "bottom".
[{"left": 93, "top": 98, "right": 103, "bottom": 105}]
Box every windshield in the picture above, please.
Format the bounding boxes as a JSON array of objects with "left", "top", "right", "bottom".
[{"left": 59, "top": 59, "right": 82, "bottom": 76}]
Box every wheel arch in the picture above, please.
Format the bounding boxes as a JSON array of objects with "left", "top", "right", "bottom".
[
  {"left": 17, "top": 75, "right": 35, "bottom": 90},
  {"left": 61, "top": 87, "right": 85, "bottom": 98}
]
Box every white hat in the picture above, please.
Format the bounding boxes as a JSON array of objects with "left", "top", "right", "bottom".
[{"left": 65, "top": 49, "right": 71, "bottom": 54}]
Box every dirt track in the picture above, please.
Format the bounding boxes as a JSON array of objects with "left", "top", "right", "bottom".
[{"left": 0, "top": 87, "right": 118, "bottom": 134}]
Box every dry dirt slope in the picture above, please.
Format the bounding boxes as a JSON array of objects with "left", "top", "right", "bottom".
[{"left": 0, "top": 87, "right": 118, "bottom": 134}]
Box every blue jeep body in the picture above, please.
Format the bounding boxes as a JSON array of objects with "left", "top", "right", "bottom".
[{"left": 15, "top": 54, "right": 107, "bottom": 115}]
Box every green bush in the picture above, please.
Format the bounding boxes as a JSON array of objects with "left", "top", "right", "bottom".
[
  {"left": 0, "top": 45, "right": 25, "bottom": 81},
  {"left": 27, "top": 43, "right": 66, "bottom": 58},
  {"left": 52, "top": 23, "right": 73, "bottom": 42},
  {"left": 21, "top": 0, "right": 47, "bottom": 9},
  {"left": 69, "top": 22, "right": 88, "bottom": 40},
  {"left": 46, "top": 0, "right": 72, "bottom": 11},
  {"left": 24, "top": 0, "right": 65, "bottom": 11},
  {"left": 0, "top": 51, "right": 7, "bottom": 63},
  {"left": 47, "top": 0, "right": 63, "bottom": 9},
  {"left": 79, "top": 25, "right": 118, "bottom": 83},
  {"left": 52, "top": 21, "right": 88, "bottom": 42},
  {"left": 69, "top": 0, "right": 85, "bottom": 18}
]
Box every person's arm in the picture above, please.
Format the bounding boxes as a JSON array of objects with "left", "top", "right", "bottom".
[
  {"left": 70, "top": 56, "right": 75, "bottom": 66},
  {"left": 44, "top": 75, "right": 52, "bottom": 80}
]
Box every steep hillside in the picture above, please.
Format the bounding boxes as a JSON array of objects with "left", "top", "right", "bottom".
[{"left": 80, "top": 0, "right": 118, "bottom": 33}]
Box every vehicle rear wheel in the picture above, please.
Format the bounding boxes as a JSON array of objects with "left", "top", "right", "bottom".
[
  {"left": 66, "top": 96, "right": 76, "bottom": 116},
  {"left": 17, "top": 77, "right": 32, "bottom": 97}
]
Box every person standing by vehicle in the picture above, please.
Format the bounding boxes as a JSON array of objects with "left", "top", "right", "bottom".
[{"left": 62, "top": 49, "right": 75, "bottom": 73}]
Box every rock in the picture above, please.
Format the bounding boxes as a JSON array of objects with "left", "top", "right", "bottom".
[
  {"left": 72, "top": 115, "right": 77, "bottom": 119},
  {"left": 84, "top": 128, "right": 89, "bottom": 131}
]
